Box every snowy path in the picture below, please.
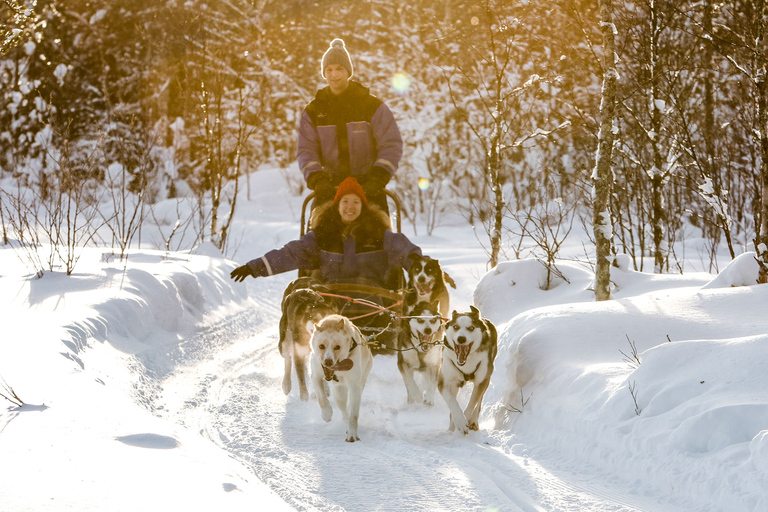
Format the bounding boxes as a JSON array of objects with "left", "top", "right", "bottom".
[{"left": 156, "top": 293, "right": 689, "bottom": 512}]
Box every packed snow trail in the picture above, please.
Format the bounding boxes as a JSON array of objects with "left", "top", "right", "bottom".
[{"left": 154, "top": 278, "right": 694, "bottom": 512}]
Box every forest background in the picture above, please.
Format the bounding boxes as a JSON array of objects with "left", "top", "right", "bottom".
[{"left": 1, "top": 0, "right": 767, "bottom": 289}]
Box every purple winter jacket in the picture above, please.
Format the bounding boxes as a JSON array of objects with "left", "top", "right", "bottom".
[
  {"left": 297, "top": 81, "right": 403, "bottom": 185},
  {"left": 245, "top": 229, "right": 421, "bottom": 288}
]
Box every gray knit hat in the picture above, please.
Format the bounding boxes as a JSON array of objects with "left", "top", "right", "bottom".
[{"left": 321, "top": 38, "right": 354, "bottom": 78}]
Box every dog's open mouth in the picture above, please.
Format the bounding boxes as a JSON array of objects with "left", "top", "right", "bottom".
[
  {"left": 418, "top": 332, "right": 436, "bottom": 352},
  {"left": 454, "top": 343, "right": 472, "bottom": 365},
  {"left": 322, "top": 359, "right": 354, "bottom": 380},
  {"left": 415, "top": 282, "right": 433, "bottom": 296}
]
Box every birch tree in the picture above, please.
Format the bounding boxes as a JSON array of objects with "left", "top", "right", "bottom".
[{"left": 593, "top": 0, "right": 618, "bottom": 300}]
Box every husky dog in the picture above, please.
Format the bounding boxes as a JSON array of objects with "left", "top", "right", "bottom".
[
  {"left": 279, "top": 278, "right": 337, "bottom": 401},
  {"left": 438, "top": 306, "right": 498, "bottom": 434},
  {"left": 310, "top": 315, "right": 373, "bottom": 442},
  {"left": 396, "top": 301, "right": 444, "bottom": 405},
  {"left": 405, "top": 255, "right": 456, "bottom": 319}
]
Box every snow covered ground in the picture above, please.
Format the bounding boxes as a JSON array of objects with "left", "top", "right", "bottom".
[{"left": 1, "top": 168, "right": 767, "bottom": 511}]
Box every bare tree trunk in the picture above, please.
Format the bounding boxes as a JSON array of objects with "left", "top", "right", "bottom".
[
  {"left": 593, "top": 0, "right": 618, "bottom": 300},
  {"left": 757, "top": 67, "right": 768, "bottom": 282},
  {"left": 702, "top": 0, "right": 736, "bottom": 261},
  {"left": 754, "top": 0, "right": 768, "bottom": 283},
  {"left": 489, "top": 106, "right": 504, "bottom": 269},
  {"left": 649, "top": 0, "right": 666, "bottom": 273}
]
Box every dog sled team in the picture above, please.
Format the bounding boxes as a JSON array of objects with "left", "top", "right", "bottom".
[
  {"left": 229, "top": 38, "right": 497, "bottom": 441},
  {"left": 230, "top": 176, "right": 498, "bottom": 442}
]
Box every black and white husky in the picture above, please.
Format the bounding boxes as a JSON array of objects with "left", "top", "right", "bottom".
[
  {"left": 438, "top": 306, "right": 498, "bottom": 434},
  {"left": 396, "top": 300, "right": 444, "bottom": 405},
  {"left": 405, "top": 255, "right": 456, "bottom": 319}
]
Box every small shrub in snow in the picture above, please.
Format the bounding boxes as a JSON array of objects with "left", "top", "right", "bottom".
[
  {"left": 628, "top": 380, "right": 641, "bottom": 416},
  {"left": 620, "top": 335, "right": 641, "bottom": 369},
  {"left": 0, "top": 375, "right": 23, "bottom": 407}
]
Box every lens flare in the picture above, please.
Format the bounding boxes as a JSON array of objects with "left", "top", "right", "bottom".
[
  {"left": 392, "top": 71, "right": 412, "bottom": 93},
  {"left": 418, "top": 177, "right": 430, "bottom": 191}
]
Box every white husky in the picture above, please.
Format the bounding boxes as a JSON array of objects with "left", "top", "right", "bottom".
[{"left": 310, "top": 315, "right": 373, "bottom": 442}]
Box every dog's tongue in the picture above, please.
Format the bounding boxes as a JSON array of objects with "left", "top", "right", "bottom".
[
  {"left": 416, "top": 282, "right": 432, "bottom": 295},
  {"left": 455, "top": 343, "right": 471, "bottom": 365},
  {"left": 419, "top": 333, "right": 434, "bottom": 352}
]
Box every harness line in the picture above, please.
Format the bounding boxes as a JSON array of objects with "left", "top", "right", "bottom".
[{"left": 314, "top": 289, "right": 449, "bottom": 352}]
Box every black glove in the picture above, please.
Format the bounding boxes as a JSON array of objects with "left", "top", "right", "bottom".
[
  {"left": 308, "top": 171, "right": 335, "bottom": 203},
  {"left": 230, "top": 264, "right": 256, "bottom": 282},
  {"left": 361, "top": 166, "right": 391, "bottom": 196}
]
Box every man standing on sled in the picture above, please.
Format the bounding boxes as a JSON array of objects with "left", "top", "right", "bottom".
[{"left": 298, "top": 38, "right": 403, "bottom": 213}]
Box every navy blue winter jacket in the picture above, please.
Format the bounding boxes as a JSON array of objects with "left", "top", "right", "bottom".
[{"left": 245, "top": 229, "right": 420, "bottom": 288}]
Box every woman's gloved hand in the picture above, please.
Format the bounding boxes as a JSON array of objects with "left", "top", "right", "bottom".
[{"left": 230, "top": 264, "right": 256, "bottom": 282}]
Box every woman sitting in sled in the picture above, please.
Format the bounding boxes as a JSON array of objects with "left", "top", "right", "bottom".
[{"left": 230, "top": 176, "right": 421, "bottom": 290}]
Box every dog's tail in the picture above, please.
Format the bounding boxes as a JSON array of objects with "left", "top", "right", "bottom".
[{"left": 443, "top": 271, "right": 457, "bottom": 289}]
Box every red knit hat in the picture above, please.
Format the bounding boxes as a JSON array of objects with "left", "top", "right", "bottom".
[{"left": 333, "top": 177, "right": 367, "bottom": 205}]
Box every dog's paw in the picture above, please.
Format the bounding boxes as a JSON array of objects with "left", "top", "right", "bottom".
[
  {"left": 299, "top": 389, "right": 309, "bottom": 402},
  {"left": 321, "top": 405, "right": 333, "bottom": 422},
  {"left": 345, "top": 432, "right": 360, "bottom": 443},
  {"left": 423, "top": 398, "right": 435, "bottom": 407},
  {"left": 453, "top": 417, "right": 470, "bottom": 435},
  {"left": 468, "top": 421, "right": 479, "bottom": 431},
  {"left": 282, "top": 376, "right": 292, "bottom": 396}
]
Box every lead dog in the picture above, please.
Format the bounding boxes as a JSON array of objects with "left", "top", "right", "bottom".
[
  {"left": 396, "top": 300, "right": 444, "bottom": 405},
  {"left": 279, "top": 278, "right": 337, "bottom": 401},
  {"left": 438, "top": 306, "right": 498, "bottom": 434},
  {"left": 405, "top": 255, "right": 456, "bottom": 319},
  {"left": 310, "top": 315, "right": 373, "bottom": 442}
]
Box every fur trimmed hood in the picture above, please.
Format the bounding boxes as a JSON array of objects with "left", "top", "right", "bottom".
[{"left": 309, "top": 200, "right": 391, "bottom": 253}]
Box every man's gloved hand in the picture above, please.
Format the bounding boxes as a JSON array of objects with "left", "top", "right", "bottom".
[
  {"left": 361, "top": 166, "right": 391, "bottom": 196},
  {"left": 230, "top": 264, "right": 256, "bottom": 282},
  {"left": 308, "top": 171, "right": 335, "bottom": 203}
]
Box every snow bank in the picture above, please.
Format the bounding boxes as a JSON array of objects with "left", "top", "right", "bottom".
[
  {"left": 0, "top": 246, "right": 291, "bottom": 512},
  {"left": 477, "top": 254, "right": 768, "bottom": 512}
]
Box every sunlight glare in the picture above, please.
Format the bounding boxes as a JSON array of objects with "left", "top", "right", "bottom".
[
  {"left": 392, "top": 71, "right": 412, "bottom": 93},
  {"left": 418, "top": 177, "right": 430, "bottom": 191}
]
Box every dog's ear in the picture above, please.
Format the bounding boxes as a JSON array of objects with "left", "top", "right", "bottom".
[
  {"left": 334, "top": 316, "right": 347, "bottom": 332},
  {"left": 484, "top": 318, "right": 498, "bottom": 342},
  {"left": 443, "top": 271, "right": 457, "bottom": 289},
  {"left": 469, "top": 305, "right": 481, "bottom": 318},
  {"left": 450, "top": 310, "right": 459, "bottom": 321}
]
